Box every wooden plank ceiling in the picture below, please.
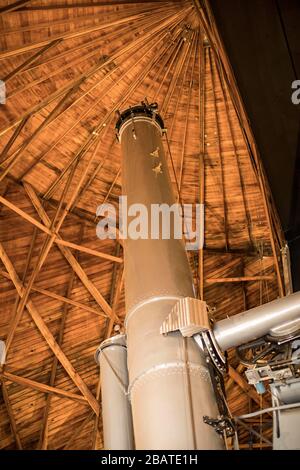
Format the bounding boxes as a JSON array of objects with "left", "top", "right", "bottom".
[{"left": 0, "top": 0, "right": 287, "bottom": 449}]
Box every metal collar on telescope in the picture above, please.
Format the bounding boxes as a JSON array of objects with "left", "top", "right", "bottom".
[{"left": 115, "top": 102, "right": 164, "bottom": 139}]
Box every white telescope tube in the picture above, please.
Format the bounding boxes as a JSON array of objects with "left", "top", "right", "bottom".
[
  {"left": 96, "top": 334, "right": 134, "bottom": 450},
  {"left": 213, "top": 291, "right": 300, "bottom": 351}
]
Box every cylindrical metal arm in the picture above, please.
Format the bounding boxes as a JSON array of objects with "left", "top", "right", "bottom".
[
  {"left": 95, "top": 334, "right": 134, "bottom": 450},
  {"left": 213, "top": 291, "right": 300, "bottom": 351}
]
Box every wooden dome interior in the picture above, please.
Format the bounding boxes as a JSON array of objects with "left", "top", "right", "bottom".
[{"left": 0, "top": 0, "right": 286, "bottom": 449}]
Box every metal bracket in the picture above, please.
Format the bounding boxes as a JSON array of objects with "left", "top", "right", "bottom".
[
  {"left": 198, "top": 330, "right": 227, "bottom": 374},
  {"left": 203, "top": 415, "right": 235, "bottom": 438},
  {"left": 160, "top": 297, "right": 210, "bottom": 337}
]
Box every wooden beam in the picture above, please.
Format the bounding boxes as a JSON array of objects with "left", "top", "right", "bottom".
[
  {"left": 0, "top": 118, "right": 29, "bottom": 164},
  {"left": 198, "top": 28, "right": 206, "bottom": 301},
  {"left": 69, "top": 126, "right": 115, "bottom": 211},
  {"left": 3, "top": 40, "right": 61, "bottom": 82},
  {"left": 59, "top": 245, "right": 116, "bottom": 320},
  {"left": 1, "top": 6, "right": 180, "bottom": 140},
  {"left": 208, "top": 47, "right": 229, "bottom": 251},
  {"left": 205, "top": 275, "right": 274, "bottom": 284},
  {"left": 1, "top": 372, "right": 88, "bottom": 405},
  {"left": 0, "top": 9, "right": 138, "bottom": 36},
  {"left": 63, "top": 412, "right": 94, "bottom": 450},
  {"left": 38, "top": 229, "right": 81, "bottom": 450},
  {"left": 149, "top": 33, "right": 183, "bottom": 101},
  {"left": 166, "top": 32, "right": 194, "bottom": 136},
  {"left": 0, "top": 8, "right": 180, "bottom": 59},
  {"left": 9, "top": 150, "right": 87, "bottom": 354},
  {"left": 41, "top": 24, "right": 175, "bottom": 201},
  {"left": 21, "top": 1, "right": 174, "bottom": 11},
  {"left": 0, "top": 86, "right": 78, "bottom": 180},
  {"left": 0, "top": 3, "right": 174, "bottom": 36},
  {"left": 152, "top": 35, "right": 184, "bottom": 103},
  {"left": 178, "top": 32, "right": 197, "bottom": 194},
  {"left": 91, "top": 372, "right": 102, "bottom": 450},
  {"left": 0, "top": 0, "right": 30, "bottom": 15},
  {"left": 56, "top": 239, "right": 122, "bottom": 264},
  {"left": 228, "top": 365, "right": 269, "bottom": 409},
  {"left": 0, "top": 193, "right": 122, "bottom": 264},
  {"left": 23, "top": 183, "right": 117, "bottom": 320},
  {"left": 3, "top": 228, "right": 38, "bottom": 354},
  {"left": 193, "top": 0, "right": 285, "bottom": 297},
  {"left": 0, "top": 228, "right": 38, "bottom": 452},
  {"left": 1, "top": 381, "right": 23, "bottom": 449},
  {"left": 18, "top": 17, "right": 170, "bottom": 180},
  {"left": 0, "top": 270, "right": 108, "bottom": 318},
  {"left": 100, "top": 168, "right": 121, "bottom": 207},
  {"left": 43, "top": 135, "right": 100, "bottom": 201},
  {"left": 214, "top": 50, "right": 253, "bottom": 248},
  {"left": 21, "top": 12, "right": 160, "bottom": 77},
  {"left": 28, "top": 285, "right": 107, "bottom": 318},
  {"left": 226, "top": 363, "right": 245, "bottom": 393},
  {"left": 161, "top": 27, "right": 193, "bottom": 114},
  {"left": 235, "top": 443, "right": 271, "bottom": 449},
  {"left": 0, "top": 194, "right": 50, "bottom": 232},
  {"left": 235, "top": 417, "right": 272, "bottom": 446},
  {"left": 0, "top": 243, "right": 99, "bottom": 415}
]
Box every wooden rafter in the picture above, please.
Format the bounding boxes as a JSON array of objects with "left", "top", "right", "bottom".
[
  {"left": 1, "top": 381, "right": 23, "bottom": 449},
  {"left": 198, "top": 28, "right": 205, "bottom": 301},
  {"left": 0, "top": 4, "right": 175, "bottom": 36},
  {"left": 23, "top": 181, "right": 117, "bottom": 322},
  {"left": 0, "top": 193, "right": 122, "bottom": 265},
  {"left": 91, "top": 372, "right": 102, "bottom": 450},
  {"left": 4, "top": 227, "right": 38, "bottom": 354},
  {"left": 0, "top": 8, "right": 186, "bottom": 137},
  {"left": 205, "top": 275, "right": 274, "bottom": 284},
  {"left": 3, "top": 40, "right": 62, "bottom": 82},
  {"left": 228, "top": 366, "right": 269, "bottom": 410},
  {"left": 178, "top": 31, "right": 198, "bottom": 194},
  {"left": 208, "top": 47, "right": 229, "bottom": 251},
  {"left": 161, "top": 27, "right": 193, "bottom": 115},
  {"left": 1, "top": 372, "right": 89, "bottom": 405},
  {"left": 0, "top": 7, "right": 180, "bottom": 60},
  {"left": 193, "top": 0, "right": 284, "bottom": 296},
  {"left": 152, "top": 35, "right": 184, "bottom": 103},
  {"left": 37, "top": 226, "right": 83, "bottom": 450},
  {"left": 0, "top": 270, "right": 108, "bottom": 318},
  {"left": 20, "top": 1, "right": 175, "bottom": 11},
  {"left": 0, "top": 242, "right": 99, "bottom": 415},
  {"left": 63, "top": 411, "right": 94, "bottom": 450},
  {"left": 214, "top": 54, "right": 253, "bottom": 248},
  {"left": 0, "top": 118, "right": 29, "bottom": 164},
  {"left": 2, "top": 156, "right": 88, "bottom": 344},
  {"left": 0, "top": 0, "right": 30, "bottom": 15},
  {"left": 7, "top": 7, "right": 174, "bottom": 103},
  {"left": 31, "top": 27, "right": 185, "bottom": 204}
]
